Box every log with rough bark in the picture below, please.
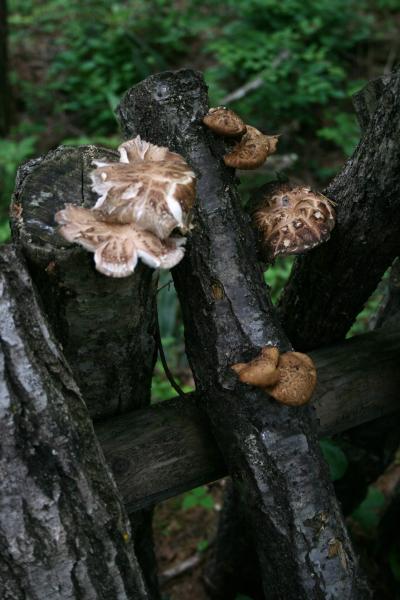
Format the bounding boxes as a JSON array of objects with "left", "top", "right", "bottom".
[
  {"left": 10, "top": 145, "right": 161, "bottom": 598},
  {"left": 96, "top": 325, "right": 400, "bottom": 512},
  {"left": 0, "top": 245, "right": 149, "bottom": 600},
  {"left": 206, "top": 69, "right": 400, "bottom": 598},
  {"left": 116, "top": 69, "right": 370, "bottom": 599},
  {"left": 10, "top": 145, "right": 157, "bottom": 420},
  {"left": 278, "top": 71, "right": 400, "bottom": 350}
]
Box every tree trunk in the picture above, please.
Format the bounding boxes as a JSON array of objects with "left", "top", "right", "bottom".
[
  {"left": 204, "top": 70, "right": 400, "bottom": 599},
  {"left": 10, "top": 146, "right": 161, "bottom": 598},
  {"left": 278, "top": 71, "right": 400, "bottom": 350},
  {"left": 116, "top": 69, "right": 370, "bottom": 599},
  {"left": 0, "top": 244, "right": 149, "bottom": 599}
]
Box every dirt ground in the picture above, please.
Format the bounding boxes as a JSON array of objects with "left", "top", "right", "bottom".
[{"left": 154, "top": 480, "right": 227, "bottom": 600}]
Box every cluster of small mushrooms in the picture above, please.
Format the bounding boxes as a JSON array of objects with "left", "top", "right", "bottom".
[
  {"left": 202, "top": 106, "right": 336, "bottom": 262},
  {"left": 55, "top": 137, "right": 196, "bottom": 277},
  {"left": 202, "top": 106, "right": 334, "bottom": 406},
  {"left": 231, "top": 346, "right": 317, "bottom": 406}
]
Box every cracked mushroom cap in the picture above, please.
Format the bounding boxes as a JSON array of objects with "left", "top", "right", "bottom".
[
  {"left": 90, "top": 136, "right": 196, "bottom": 240},
  {"left": 252, "top": 182, "right": 336, "bottom": 261},
  {"left": 264, "top": 351, "right": 317, "bottom": 406},
  {"left": 224, "top": 126, "right": 279, "bottom": 170},
  {"left": 231, "top": 346, "right": 280, "bottom": 387},
  {"left": 203, "top": 107, "right": 247, "bottom": 138},
  {"left": 55, "top": 205, "right": 186, "bottom": 278}
]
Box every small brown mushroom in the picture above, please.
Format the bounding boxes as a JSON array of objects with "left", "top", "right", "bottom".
[
  {"left": 231, "top": 346, "right": 280, "bottom": 387},
  {"left": 224, "top": 126, "right": 278, "bottom": 170},
  {"left": 252, "top": 182, "right": 336, "bottom": 261},
  {"left": 264, "top": 351, "right": 317, "bottom": 406},
  {"left": 203, "top": 107, "right": 247, "bottom": 138}
]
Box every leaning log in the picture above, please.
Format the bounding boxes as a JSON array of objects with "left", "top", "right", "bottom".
[
  {"left": 117, "top": 69, "right": 370, "bottom": 599},
  {"left": 0, "top": 245, "right": 149, "bottom": 600},
  {"left": 279, "top": 71, "right": 400, "bottom": 350}
]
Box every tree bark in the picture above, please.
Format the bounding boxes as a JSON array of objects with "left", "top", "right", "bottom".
[
  {"left": 278, "top": 71, "right": 400, "bottom": 350},
  {"left": 0, "top": 244, "right": 149, "bottom": 599},
  {"left": 10, "top": 146, "right": 161, "bottom": 598},
  {"left": 10, "top": 145, "right": 158, "bottom": 420},
  {"left": 117, "top": 69, "right": 370, "bottom": 599}
]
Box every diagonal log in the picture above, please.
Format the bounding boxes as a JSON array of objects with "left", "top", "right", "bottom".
[
  {"left": 117, "top": 69, "right": 370, "bottom": 599},
  {"left": 0, "top": 245, "right": 149, "bottom": 600},
  {"left": 278, "top": 71, "right": 400, "bottom": 350}
]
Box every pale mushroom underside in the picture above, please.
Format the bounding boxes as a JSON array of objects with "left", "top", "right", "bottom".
[{"left": 55, "top": 205, "right": 186, "bottom": 278}]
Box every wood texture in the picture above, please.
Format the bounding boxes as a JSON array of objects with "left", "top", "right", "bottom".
[
  {"left": 116, "top": 69, "right": 370, "bottom": 599},
  {"left": 10, "top": 145, "right": 157, "bottom": 420},
  {"left": 278, "top": 71, "right": 400, "bottom": 350},
  {"left": 96, "top": 326, "right": 400, "bottom": 512},
  {"left": 0, "top": 245, "right": 149, "bottom": 600}
]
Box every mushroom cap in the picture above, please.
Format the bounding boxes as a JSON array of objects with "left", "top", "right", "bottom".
[
  {"left": 223, "top": 126, "right": 278, "bottom": 170},
  {"left": 203, "top": 107, "right": 247, "bottom": 138},
  {"left": 90, "top": 136, "right": 196, "bottom": 240},
  {"left": 252, "top": 182, "right": 336, "bottom": 260},
  {"left": 264, "top": 351, "right": 317, "bottom": 406},
  {"left": 231, "top": 346, "right": 280, "bottom": 387},
  {"left": 55, "top": 205, "right": 186, "bottom": 278}
]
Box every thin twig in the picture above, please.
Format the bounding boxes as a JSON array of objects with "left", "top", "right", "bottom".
[{"left": 155, "top": 308, "right": 187, "bottom": 400}]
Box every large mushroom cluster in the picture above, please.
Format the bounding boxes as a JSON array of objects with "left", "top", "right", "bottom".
[{"left": 55, "top": 137, "right": 196, "bottom": 277}]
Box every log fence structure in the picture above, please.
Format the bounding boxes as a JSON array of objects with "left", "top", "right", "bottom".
[{"left": 0, "top": 68, "right": 399, "bottom": 599}]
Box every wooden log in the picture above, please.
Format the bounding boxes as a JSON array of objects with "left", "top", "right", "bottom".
[
  {"left": 10, "top": 146, "right": 161, "bottom": 598},
  {"left": 116, "top": 70, "right": 370, "bottom": 598},
  {"left": 278, "top": 71, "right": 400, "bottom": 351},
  {"left": 96, "top": 326, "right": 400, "bottom": 512},
  {"left": 10, "top": 145, "right": 157, "bottom": 420},
  {"left": 0, "top": 244, "right": 149, "bottom": 600}
]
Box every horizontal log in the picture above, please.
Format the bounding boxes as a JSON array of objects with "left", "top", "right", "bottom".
[{"left": 96, "top": 327, "right": 400, "bottom": 512}]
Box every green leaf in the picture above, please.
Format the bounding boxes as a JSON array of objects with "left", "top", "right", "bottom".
[
  {"left": 352, "top": 486, "right": 385, "bottom": 535},
  {"left": 196, "top": 539, "right": 209, "bottom": 552},
  {"left": 319, "top": 439, "right": 348, "bottom": 481}
]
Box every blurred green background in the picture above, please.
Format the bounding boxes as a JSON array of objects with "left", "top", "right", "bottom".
[{"left": 1, "top": 1, "right": 400, "bottom": 596}]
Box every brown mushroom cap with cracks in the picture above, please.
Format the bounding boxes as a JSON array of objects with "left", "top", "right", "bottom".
[
  {"left": 91, "top": 136, "right": 196, "bottom": 240},
  {"left": 264, "top": 351, "right": 317, "bottom": 406},
  {"left": 55, "top": 205, "right": 186, "bottom": 278},
  {"left": 252, "top": 182, "right": 336, "bottom": 261},
  {"left": 231, "top": 346, "right": 280, "bottom": 387},
  {"left": 224, "top": 125, "right": 279, "bottom": 170},
  {"left": 203, "top": 107, "right": 247, "bottom": 138}
]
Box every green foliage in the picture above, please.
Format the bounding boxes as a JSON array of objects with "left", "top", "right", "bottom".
[
  {"left": 264, "top": 256, "right": 295, "bottom": 304},
  {"left": 317, "top": 111, "right": 361, "bottom": 156},
  {"left": 196, "top": 538, "right": 209, "bottom": 552},
  {"left": 204, "top": 0, "right": 372, "bottom": 131},
  {"left": 0, "top": 134, "right": 38, "bottom": 242},
  {"left": 181, "top": 486, "right": 214, "bottom": 510},
  {"left": 319, "top": 438, "right": 349, "bottom": 481},
  {"left": 352, "top": 486, "right": 386, "bottom": 535}
]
